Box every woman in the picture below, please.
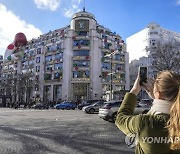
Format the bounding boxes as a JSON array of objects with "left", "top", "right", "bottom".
[{"left": 115, "top": 70, "right": 180, "bottom": 154}]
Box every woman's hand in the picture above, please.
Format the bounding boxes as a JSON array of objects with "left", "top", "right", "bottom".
[
  {"left": 142, "top": 78, "right": 155, "bottom": 99},
  {"left": 130, "top": 75, "right": 141, "bottom": 96}
]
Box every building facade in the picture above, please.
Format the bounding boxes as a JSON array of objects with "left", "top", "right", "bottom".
[
  {"left": 127, "top": 22, "right": 180, "bottom": 62},
  {"left": 1, "top": 10, "right": 129, "bottom": 105}
]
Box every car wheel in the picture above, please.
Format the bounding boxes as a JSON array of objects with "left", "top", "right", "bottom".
[
  {"left": 112, "top": 112, "right": 117, "bottom": 123},
  {"left": 72, "top": 108, "right": 75, "bottom": 110},
  {"left": 103, "top": 117, "right": 109, "bottom": 121},
  {"left": 142, "top": 110, "right": 149, "bottom": 114},
  {"left": 78, "top": 107, "right": 82, "bottom": 110},
  {"left": 56, "top": 107, "right": 59, "bottom": 110},
  {"left": 89, "top": 108, "right": 95, "bottom": 114},
  {"left": 66, "top": 106, "right": 70, "bottom": 110}
]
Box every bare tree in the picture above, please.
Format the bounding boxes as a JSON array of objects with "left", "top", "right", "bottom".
[{"left": 146, "top": 40, "right": 180, "bottom": 73}]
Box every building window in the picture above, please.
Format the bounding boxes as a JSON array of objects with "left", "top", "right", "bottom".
[
  {"left": 102, "top": 34, "right": 108, "bottom": 39},
  {"left": 29, "top": 60, "right": 34, "bottom": 65},
  {"left": 35, "top": 84, "right": 39, "bottom": 91},
  {"left": 73, "top": 71, "right": 90, "bottom": 78},
  {"left": 44, "top": 85, "right": 51, "bottom": 102},
  {"left": 45, "top": 55, "right": 53, "bottom": 62},
  {"left": 115, "top": 64, "right": 124, "bottom": 71},
  {"left": 101, "top": 72, "right": 111, "bottom": 82},
  {"left": 73, "top": 50, "right": 89, "bottom": 56},
  {"left": 102, "top": 62, "right": 111, "bottom": 70},
  {"left": 53, "top": 85, "right": 62, "bottom": 101},
  {"left": 73, "top": 40, "right": 90, "bottom": 46},
  {"left": 56, "top": 43, "right": 61, "bottom": 50},
  {"left": 102, "top": 85, "right": 110, "bottom": 91},
  {"left": 45, "top": 65, "right": 53, "bottom": 71},
  {"left": 55, "top": 53, "right": 63, "bottom": 62},
  {"left": 117, "top": 45, "right": 123, "bottom": 50},
  {"left": 54, "top": 63, "right": 63, "bottom": 70},
  {"left": 77, "top": 31, "right": 88, "bottom": 36},
  {"left": 44, "top": 74, "right": 52, "bottom": 80},
  {"left": 115, "top": 85, "right": 125, "bottom": 91},
  {"left": 37, "top": 48, "right": 41, "bottom": 54},
  {"left": 46, "top": 46, "right": 53, "bottom": 52},
  {"left": 35, "top": 75, "right": 39, "bottom": 81},
  {"left": 73, "top": 61, "right": 89, "bottom": 67},
  {"left": 36, "top": 66, "right": 40, "bottom": 72},
  {"left": 113, "top": 54, "right": 121, "bottom": 61},
  {"left": 36, "top": 57, "right": 40, "bottom": 63},
  {"left": 29, "top": 50, "right": 35, "bottom": 56},
  {"left": 54, "top": 72, "right": 62, "bottom": 80},
  {"left": 150, "top": 39, "right": 156, "bottom": 46},
  {"left": 103, "top": 42, "right": 112, "bottom": 49}
]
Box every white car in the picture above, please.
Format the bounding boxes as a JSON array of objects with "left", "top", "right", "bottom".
[
  {"left": 82, "top": 101, "right": 105, "bottom": 114},
  {"left": 98, "top": 100, "right": 122, "bottom": 122},
  {"left": 98, "top": 100, "right": 150, "bottom": 122}
]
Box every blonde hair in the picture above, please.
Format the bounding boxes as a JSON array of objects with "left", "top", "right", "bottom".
[{"left": 154, "top": 70, "right": 180, "bottom": 150}]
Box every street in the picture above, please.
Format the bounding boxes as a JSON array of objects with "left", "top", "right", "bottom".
[{"left": 0, "top": 108, "right": 134, "bottom": 154}]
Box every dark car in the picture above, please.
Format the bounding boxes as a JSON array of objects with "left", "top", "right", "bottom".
[
  {"left": 33, "top": 103, "right": 49, "bottom": 109},
  {"left": 55, "top": 101, "right": 77, "bottom": 110},
  {"left": 77, "top": 100, "right": 104, "bottom": 110}
]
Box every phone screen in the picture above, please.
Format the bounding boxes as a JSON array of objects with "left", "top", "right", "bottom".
[{"left": 139, "top": 67, "right": 147, "bottom": 85}]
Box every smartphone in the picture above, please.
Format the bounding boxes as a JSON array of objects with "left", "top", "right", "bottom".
[{"left": 139, "top": 66, "right": 147, "bottom": 85}]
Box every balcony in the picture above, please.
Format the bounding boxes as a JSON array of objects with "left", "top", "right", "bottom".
[
  {"left": 101, "top": 48, "right": 111, "bottom": 53},
  {"left": 71, "top": 78, "right": 90, "bottom": 82},
  {"left": 73, "top": 40, "right": 90, "bottom": 50},
  {"left": 72, "top": 56, "right": 90, "bottom": 61},
  {"left": 72, "top": 35, "right": 90, "bottom": 40},
  {"left": 73, "top": 46, "right": 90, "bottom": 50}
]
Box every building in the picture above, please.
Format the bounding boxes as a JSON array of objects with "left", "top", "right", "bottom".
[
  {"left": 127, "top": 22, "right": 180, "bottom": 62},
  {"left": 128, "top": 22, "right": 180, "bottom": 99},
  {"left": 1, "top": 10, "right": 129, "bottom": 106},
  {"left": 0, "top": 55, "right": 3, "bottom": 72}
]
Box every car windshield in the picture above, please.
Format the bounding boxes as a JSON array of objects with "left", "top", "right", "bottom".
[{"left": 103, "top": 101, "right": 122, "bottom": 107}]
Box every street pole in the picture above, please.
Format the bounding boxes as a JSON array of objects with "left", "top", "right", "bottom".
[{"left": 110, "top": 55, "right": 113, "bottom": 101}]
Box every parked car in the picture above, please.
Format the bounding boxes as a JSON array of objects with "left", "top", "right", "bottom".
[
  {"left": 135, "top": 104, "right": 151, "bottom": 114},
  {"left": 98, "top": 99, "right": 151, "bottom": 122},
  {"left": 32, "top": 103, "right": 49, "bottom": 109},
  {"left": 135, "top": 99, "right": 152, "bottom": 114},
  {"left": 139, "top": 99, "right": 152, "bottom": 108},
  {"left": 98, "top": 100, "right": 122, "bottom": 122},
  {"left": 55, "top": 101, "right": 76, "bottom": 110},
  {"left": 82, "top": 100, "right": 105, "bottom": 114},
  {"left": 77, "top": 100, "right": 103, "bottom": 110}
]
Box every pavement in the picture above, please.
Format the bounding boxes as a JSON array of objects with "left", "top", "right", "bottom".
[{"left": 0, "top": 108, "right": 134, "bottom": 154}]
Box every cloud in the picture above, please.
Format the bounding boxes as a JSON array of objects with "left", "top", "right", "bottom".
[
  {"left": 0, "top": 4, "right": 42, "bottom": 56},
  {"left": 34, "top": 0, "right": 61, "bottom": 11},
  {"left": 176, "top": 0, "right": 180, "bottom": 4},
  {"left": 63, "top": 0, "right": 82, "bottom": 18},
  {"left": 33, "top": 0, "right": 82, "bottom": 18}
]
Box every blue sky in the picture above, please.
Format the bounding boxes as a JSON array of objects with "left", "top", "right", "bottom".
[{"left": 0, "top": 0, "right": 180, "bottom": 57}]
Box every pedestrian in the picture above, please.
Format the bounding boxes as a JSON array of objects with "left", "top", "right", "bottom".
[{"left": 115, "top": 70, "right": 180, "bottom": 153}]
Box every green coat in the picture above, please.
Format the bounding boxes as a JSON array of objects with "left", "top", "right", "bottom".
[{"left": 115, "top": 93, "right": 180, "bottom": 154}]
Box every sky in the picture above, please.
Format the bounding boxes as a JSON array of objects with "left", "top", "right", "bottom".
[{"left": 0, "top": 0, "right": 180, "bottom": 60}]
